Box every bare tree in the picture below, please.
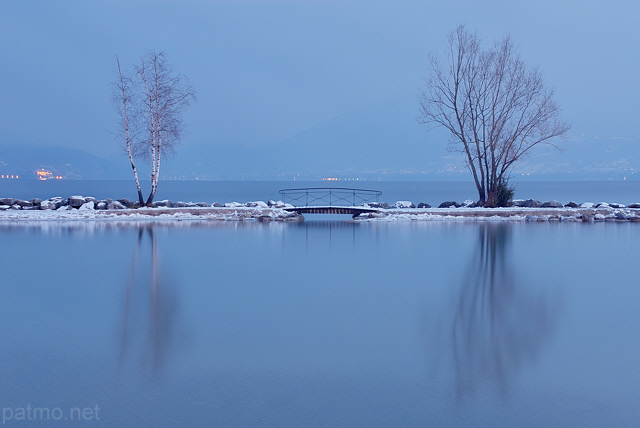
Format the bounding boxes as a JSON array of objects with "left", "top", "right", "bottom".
[
  {"left": 136, "top": 51, "right": 195, "bottom": 206},
  {"left": 113, "top": 56, "right": 144, "bottom": 206},
  {"left": 419, "top": 26, "right": 570, "bottom": 207}
]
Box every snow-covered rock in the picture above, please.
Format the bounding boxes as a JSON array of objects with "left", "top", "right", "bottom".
[
  {"left": 79, "top": 201, "right": 95, "bottom": 210},
  {"left": 0, "top": 205, "right": 9, "bottom": 211},
  {"left": 564, "top": 201, "right": 579, "bottom": 208},
  {"left": 68, "top": 196, "right": 86, "bottom": 208},
  {"left": 615, "top": 211, "right": 629, "bottom": 220},
  {"left": 225, "top": 202, "right": 243, "bottom": 208},
  {"left": 610, "top": 203, "right": 626, "bottom": 208},
  {"left": 107, "top": 201, "right": 126, "bottom": 210},
  {"left": 418, "top": 202, "right": 431, "bottom": 208},
  {"left": 246, "top": 201, "right": 269, "bottom": 208},
  {"left": 462, "top": 199, "right": 475, "bottom": 207},
  {"left": 594, "top": 213, "right": 606, "bottom": 221},
  {"left": 628, "top": 203, "right": 640, "bottom": 209},
  {"left": 541, "top": 200, "right": 563, "bottom": 208},
  {"left": 0, "top": 198, "right": 17, "bottom": 205},
  {"left": 521, "top": 199, "right": 542, "bottom": 208},
  {"left": 365, "top": 202, "right": 389, "bottom": 209},
  {"left": 395, "top": 201, "right": 415, "bottom": 209},
  {"left": 580, "top": 202, "right": 595, "bottom": 208}
]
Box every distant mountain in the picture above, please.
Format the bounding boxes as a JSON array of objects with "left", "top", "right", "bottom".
[
  {"left": 2, "top": 94, "right": 638, "bottom": 181},
  {"left": 163, "top": 92, "right": 462, "bottom": 180},
  {"left": 0, "top": 144, "right": 130, "bottom": 180},
  {"left": 164, "top": 91, "right": 640, "bottom": 181}
]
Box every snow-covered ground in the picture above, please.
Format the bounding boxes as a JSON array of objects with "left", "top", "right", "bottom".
[
  {"left": 2, "top": 205, "right": 640, "bottom": 223},
  {"left": 0, "top": 206, "right": 301, "bottom": 222}
]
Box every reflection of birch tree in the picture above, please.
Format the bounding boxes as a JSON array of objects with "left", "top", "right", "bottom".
[
  {"left": 119, "top": 226, "right": 179, "bottom": 374},
  {"left": 447, "top": 224, "right": 556, "bottom": 398}
]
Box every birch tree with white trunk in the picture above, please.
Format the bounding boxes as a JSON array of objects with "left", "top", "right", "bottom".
[
  {"left": 113, "top": 56, "right": 144, "bottom": 206},
  {"left": 136, "top": 51, "right": 195, "bottom": 206}
]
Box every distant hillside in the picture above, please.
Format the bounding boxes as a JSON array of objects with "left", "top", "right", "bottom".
[
  {"left": 164, "top": 92, "right": 640, "bottom": 181},
  {"left": 0, "top": 144, "right": 130, "bottom": 180},
  {"left": 2, "top": 93, "right": 639, "bottom": 181}
]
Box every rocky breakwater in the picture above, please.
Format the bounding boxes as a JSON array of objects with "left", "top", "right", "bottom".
[
  {"left": 356, "top": 199, "right": 640, "bottom": 222},
  {"left": 0, "top": 196, "right": 303, "bottom": 221}
]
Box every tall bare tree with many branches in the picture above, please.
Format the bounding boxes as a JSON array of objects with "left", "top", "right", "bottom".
[
  {"left": 419, "top": 26, "right": 570, "bottom": 207},
  {"left": 113, "top": 52, "right": 195, "bottom": 206}
]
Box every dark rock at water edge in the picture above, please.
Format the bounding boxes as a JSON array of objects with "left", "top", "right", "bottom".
[
  {"left": 438, "top": 201, "right": 461, "bottom": 208},
  {"left": 513, "top": 199, "right": 543, "bottom": 208}
]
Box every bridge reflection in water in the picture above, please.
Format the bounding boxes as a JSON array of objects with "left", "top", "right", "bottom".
[{"left": 279, "top": 187, "right": 382, "bottom": 218}]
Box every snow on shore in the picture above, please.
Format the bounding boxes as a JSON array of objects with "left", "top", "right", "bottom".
[
  {"left": 2, "top": 195, "right": 640, "bottom": 223},
  {"left": 2, "top": 205, "right": 640, "bottom": 223}
]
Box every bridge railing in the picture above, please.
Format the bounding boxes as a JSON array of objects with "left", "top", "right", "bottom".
[{"left": 279, "top": 187, "right": 382, "bottom": 207}]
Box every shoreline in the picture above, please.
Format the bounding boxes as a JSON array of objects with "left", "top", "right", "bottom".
[
  {"left": 2, "top": 206, "right": 639, "bottom": 223},
  {"left": 2, "top": 195, "right": 640, "bottom": 223}
]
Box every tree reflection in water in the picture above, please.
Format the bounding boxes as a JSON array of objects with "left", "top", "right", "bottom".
[
  {"left": 119, "top": 225, "right": 180, "bottom": 375},
  {"left": 445, "top": 223, "right": 557, "bottom": 399}
]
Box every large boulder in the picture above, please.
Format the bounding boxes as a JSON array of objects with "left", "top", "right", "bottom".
[
  {"left": 0, "top": 198, "right": 17, "bottom": 205},
  {"left": 628, "top": 203, "right": 640, "bottom": 209},
  {"left": 580, "top": 202, "right": 595, "bottom": 208},
  {"left": 246, "top": 201, "right": 269, "bottom": 208},
  {"left": 520, "top": 199, "right": 542, "bottom": 208},
  {"left": 16, "top": 200, "right": 33, "bottom": 209},
  {"left": 117, "top": 198, "right": 133, "bottom": 208},
  {"left": 438, "top": 201, "right": 461, "bottom": 208},
  {"left": 46, "top": 197, "right": 65, "bottom": 209},
  {"left": 564, "top": 201, "right": 579, "bottom": 208},
  {"left": 78, "top": 201, "right": 95, "bottom": 210},
  {"left": 366, "top": 202, "right": 390, "bottom": 209},
  {"left": 417, "top": 202, "right": 431, "bottom": 208},
  {"left": 107, "top": 200, "right": 126, "bottom": 210},
  {"left": 615, "top": 211, "right": 629, "bottom": 220},
  {"left": 68, "top": 196, "right": 86, "bottom": 208},
  {"left": 541, "top": 200, "right": 563, "bottom": 208}
]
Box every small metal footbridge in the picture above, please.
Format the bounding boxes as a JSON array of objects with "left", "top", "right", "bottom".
[{"left": 279, "top": 187, "right": 382, "bottom": 217}]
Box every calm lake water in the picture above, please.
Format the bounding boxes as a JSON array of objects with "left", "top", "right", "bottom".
[
  {"left": 1, "top": 181, "right": 640, "bottom": 426},
  {"left": 2, "top": 179, "right": 640, "bottom": 205},
  {"left": 1, "top": 219, "right": 639, "bottom": 427}
]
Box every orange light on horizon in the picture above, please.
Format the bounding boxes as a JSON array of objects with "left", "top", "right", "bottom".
[{"left": 35, "top": 169, "right": 63, "bottom": 181}]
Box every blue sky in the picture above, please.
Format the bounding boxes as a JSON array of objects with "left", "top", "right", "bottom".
[{"left": 1, "top": 0, "right": 639, "bottom": 163}]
